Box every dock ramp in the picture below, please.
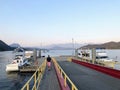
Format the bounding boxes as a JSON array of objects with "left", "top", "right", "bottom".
[{"left": 56, "top": 57, "right": 120, "bottom": 90}]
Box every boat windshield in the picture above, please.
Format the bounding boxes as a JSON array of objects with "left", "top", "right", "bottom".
[
  {"left": 15, "top": 57, "right": 21, "bottom": 59},
  {"left": 96, "top": 56, "right": 108, "bottom": 59},
  {"left": 14, "top": 55, "right": 23, "bottom": 59}
]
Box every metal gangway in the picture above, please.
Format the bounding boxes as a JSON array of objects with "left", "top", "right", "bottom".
[
  {"left": 21, "top": 56, "right": 120, "bottom": 90},
  {"left": 21, "top": 58, "right": 78, "bottom": 90}
]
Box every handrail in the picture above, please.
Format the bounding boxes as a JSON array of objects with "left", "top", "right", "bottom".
[
  {"left": 21, "top": 60, "right": 46, "bottom": 90},
  {"left": 52, "top": 58, "right": 78, "bottom": 90},
  {"left": 76, "top": 56, "right": 116, "bottom": 68}
]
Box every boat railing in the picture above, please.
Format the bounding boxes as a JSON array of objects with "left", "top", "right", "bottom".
[{"left": 21, "top": 59, "right": 46, "bottom": 90}]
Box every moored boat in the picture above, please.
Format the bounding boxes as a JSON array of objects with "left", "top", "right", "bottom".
[
  {"left": 77, "top": 49, "right": 113, "bottom": 62},
  {"left": 6, "top": 47, "right": 29, "bottom": 72},
  {"left": 96, "top": 50, "right": 113, "bottom": 62}
]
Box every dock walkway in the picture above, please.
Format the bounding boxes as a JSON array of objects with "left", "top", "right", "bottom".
[
  {"left": 39, "top": 62, "right": 60, "bottom": 90},
  {"left": 20, "top": 57, "right": 45, "bottom": 72},
  {"left": 55, "top": 57, "right": 120, "bottom": 90}
]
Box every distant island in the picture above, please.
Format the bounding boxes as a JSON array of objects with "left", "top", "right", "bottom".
[{"left": 81, "top": 41, "right": 120, "bottom": 49}]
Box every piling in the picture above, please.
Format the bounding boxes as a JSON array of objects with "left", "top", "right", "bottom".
[
  {"left": 39, "top": 50, "right": 41, "bottom": 58},
  {"left": 75, "top": 49, "right": 78, "bottom": 58},
  {"left": 33, "top": 49, "right": 37, "bottom": 61},
  {"left": 92, "top": 48, "right": 96, "bottom": 64}
]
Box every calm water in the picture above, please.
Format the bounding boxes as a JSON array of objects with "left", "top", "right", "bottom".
[
  {"left": 0, "top": 50, "right": 120, "bottom": 90},
  {"left": 43, "top": 49, "right": 74, "bottom": 57},
  {"left": 0, "top": 51, "right": 33, "bottom": 90}
]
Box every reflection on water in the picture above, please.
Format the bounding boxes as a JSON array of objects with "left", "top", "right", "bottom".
[
  {"left": 6, "top": 72, "right": 18, "bottom": 79},
  {"left": 0, "top": 71, "right": 33, "bottom": 90}
]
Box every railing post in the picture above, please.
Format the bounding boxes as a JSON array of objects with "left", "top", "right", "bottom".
[
  {"left": 60, "top": 69, "right": 62, "bottom": 78},
  {"left": 72, "top": 84, "right": 74, "bottom": 90},
  {"left": 64, "top": 75, "right": 67, "bottom": 87},
  {"left": 40, "top": 66, "right": 42, "bottom": 73},
  {"left": 34, "top": 73, "right": 36, "bottom": 90},
  {"left": 27, "top": 84, "right": 29, "bottom": 90},
  {"left": 38, "top": 68, "right": 40, "bottom": 80},
  {"left": 58, "top": 66, "right": 60, "bottom": 74}
]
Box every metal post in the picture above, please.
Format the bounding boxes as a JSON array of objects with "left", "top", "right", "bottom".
[
  {"left": 60, "top": 69, "right": 62, "bottom": 78},
  {"left": 33, "top": 49, "right": 37, "bottom": 61},
  {"left": 27, "top": 84, "right": 29, "bottom": 90},
  {"left": 72, "top": 84, "right": 74, "bottom": 90},
  {"left": 72, "top": 38, "right": 74, "bottom": 56},
  {"left": 34, "top": 74, "right": 36, "bottom": 90},
  {"left": 75, "top": 49, "right": 78, "bottom": 58},
  {"left": 39, "top": 50, "right": 41, "bottom": 58},
  {"left": 64, "top": 76, "right": 67, "bottom": 87},
  {"left": 92, "top": 48, "right": 96, "bottom": 64}
]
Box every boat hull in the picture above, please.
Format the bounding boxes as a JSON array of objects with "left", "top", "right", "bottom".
[{"left": 6, "top": 63, "right": 19, "bottom": 72}]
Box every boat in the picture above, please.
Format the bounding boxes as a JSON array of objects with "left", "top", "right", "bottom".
[
  {"left": 77, "top": 49, "right": 113, "bottom": 62},
  {"left": 25, "top": 51, "right": 34, "bottom": 58},
  {"left": 13, "top": 47, "right": 33, "bottom": 59},
  {"left": 78, "top": 49, "right": 90, "bottom": 58},
  {"left": 96, "top": 50, "right": 113, "bottom": 62},
  {"left": 6, "top": 47, "right": 29, "bottom": 72}
]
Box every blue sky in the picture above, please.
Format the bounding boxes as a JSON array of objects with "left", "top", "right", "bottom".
[{"left": 0, "top": 0, "right": 120, "bottom": 46}]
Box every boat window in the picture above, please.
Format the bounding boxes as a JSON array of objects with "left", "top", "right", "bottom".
[
  {"left": 15, "top": 57, "right": 20, "bottom": 59},
  {"left": 96, "top": 56, "right": 108, "bottom": 59},
  {"left": 78, "top": 53, "right": 81, "bottom": 55}
]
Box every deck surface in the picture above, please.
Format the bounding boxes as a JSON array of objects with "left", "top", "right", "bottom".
[{"left": 55, "top": 57, "right": 120, "bottom": 90}]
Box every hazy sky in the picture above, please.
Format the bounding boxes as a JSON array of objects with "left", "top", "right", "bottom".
[{"left": 0, "top": 0, "right": 120, "bottom": 47}]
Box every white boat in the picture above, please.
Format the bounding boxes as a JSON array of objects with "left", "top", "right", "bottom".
[
  {"left": 96, "top": 51, "right": 113, "bottom": 62},
  {"left": 6, "top": 48, "right": 29, "bottom": 72},
  {"left": 13, "top": 47, "right": 33, "bottom": 58},
  {"left": 25, "top": 51, "right": 34, "bottom": 58},
  {"left": 78, "top": 49, "right": 90, "bottom": 58},
  {"left": 77, "top": 49, "right": 113, "bottom": 62}
]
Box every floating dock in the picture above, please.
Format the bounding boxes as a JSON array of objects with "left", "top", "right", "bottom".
[
  {"left": 19, "top": 66, "right": 38, "bottom": 72},
  {"left": 20, "top": 57, "right": 45, "bottom": 72},
  {"left": 21, "top": 56, "right": 120, "bottom": 90}
]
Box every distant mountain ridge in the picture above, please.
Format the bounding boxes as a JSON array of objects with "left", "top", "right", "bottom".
[
  {"left": 1, "top": 40, "right": 120, "bottom": 51},
  {"left": 10, "top": 43, "right": 21, "bottom": 48},
  {"left": 81, "top": 41, "right": 120, "bottom": 49},
  {"left": 0, "top": 40, "right": 12, "bottom": 51},
  {"left": 44, "top": 43, "right": 84, "bottom": 50},
  {"left": 0, "top": 40, "right": 38, "bottom": 51}
]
